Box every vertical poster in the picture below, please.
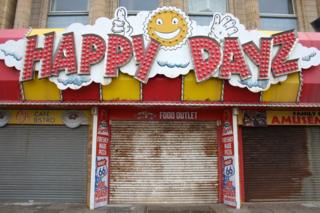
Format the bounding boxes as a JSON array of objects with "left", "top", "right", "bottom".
[
  {"left": 221, "top": 110, "right": 237, "bottom": 207},
  {"left": 94, "top": 108, "right": 110, "bottom": 208}
]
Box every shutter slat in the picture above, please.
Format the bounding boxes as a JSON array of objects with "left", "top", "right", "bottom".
[
  {"left": 110, "top": 120, "right": 218, "bottom": 204},
  {"left": 243, "top": 126, "right": 320, "bottom": 202},
  {"left": 0, "top": 125, "right": 88, "bottom": 203}
]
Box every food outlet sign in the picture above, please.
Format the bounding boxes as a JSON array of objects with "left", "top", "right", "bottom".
[{"left": 1, "top": 7, "right": 320, "bottom": 92}]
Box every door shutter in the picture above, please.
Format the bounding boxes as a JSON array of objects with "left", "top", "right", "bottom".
[
  {"left": 243, "top": 126, "right": 320, "bottom": 201},
  {"left": 110, "top": 120, "right": 219, "bottom": 204},
  {"left": 303, "top": 127, "right": 320, "bottom": 200},
  {"left": 0, "top": 125, "right": 88, "bottom": 203}
]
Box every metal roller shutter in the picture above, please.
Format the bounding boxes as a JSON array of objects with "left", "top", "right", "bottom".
[
  {"left": 243, "top": 126, "right": 320, "bottom": 202},
  {"left": 0, "top": 125, "right": 88, "bottom": 203},
  {"left": 110, "top": 120, "right": 218, "bottom": 204},
  {"left": 304, "top": 127, "right": 320, "bottom": 200}
]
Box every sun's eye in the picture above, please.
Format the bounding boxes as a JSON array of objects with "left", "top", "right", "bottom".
[
  {"left": 156, "top": 18, "right": 163, "bottom": 25},
  {"left": 172, "top": 17, "right": 179, "bottom": 24}
]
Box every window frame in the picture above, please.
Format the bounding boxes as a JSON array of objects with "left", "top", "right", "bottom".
[
  {"left": 187, "top": 0, "right": 229, "bottom": 25},
  {"left": 259, "top": 0, "right": 298, "bottom": 30},
  {"left": 48, "top": 0, "right": 89, "bottom": 19},
  {"left": 187, "top": 0, "right": 229, "bottom": 15},
  {"left": 119, "top": 0, "right": 160, "bottom": 15}
]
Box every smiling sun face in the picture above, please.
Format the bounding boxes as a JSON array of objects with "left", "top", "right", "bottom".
[{"left": 146, "top": 8, "right": 190, "bottom": 49}]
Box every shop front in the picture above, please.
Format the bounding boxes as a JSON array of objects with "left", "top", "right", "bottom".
[
  {"left": 241, "top": 110, "right": 320, "bottom": 202},
  {"left": 0, "top": 109, "right": 90, "bottom": 203},
  {"left": 0, "top": 6, "right": 320, "bottom": 210},
  {"left": 108, "top": 109, "right": 220, "bottom": 204}
]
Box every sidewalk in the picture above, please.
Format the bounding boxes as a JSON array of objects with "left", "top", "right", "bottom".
[{"left": 0, "top": 202, "right": 320, "bottom": 213}]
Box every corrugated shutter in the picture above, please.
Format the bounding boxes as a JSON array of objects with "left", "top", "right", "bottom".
[
  {"left": 110, "top": 120, "right": 218, "bottom": 204},
  {"left": 0, "top": 125, "right": 88, "bottom": 203},
  {"left": 304, "top": 127, "right": 320, "bottom": 200},
  {"left": 243, "top": 126, "right": 320, "bottom": 201}
]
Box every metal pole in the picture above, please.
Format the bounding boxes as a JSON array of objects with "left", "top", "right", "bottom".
[{"left": 232, "top": 107, "right": 241, "bottom": 209}]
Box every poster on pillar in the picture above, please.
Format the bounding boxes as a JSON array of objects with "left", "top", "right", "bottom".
[
  {"left": 221, "top": 110, "right": 237, "bottom": 207},
  {"left": 94, "top": 108, "right": 110, "bottom": 208}
]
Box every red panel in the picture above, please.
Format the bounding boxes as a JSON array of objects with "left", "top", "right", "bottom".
[
  {"left": 0, "top": 29, "right": 28, "bottom": 43},
  {"left": 62, "top": 83, "right": 100, "bottom": 101},
  {"left": 298, "top": 33, "right": 320, "bottom": 103},
  {"left": 0, "top": 61, "right": 21, "bottom": 101},
  {"left": 298, "top": 32, "right": 320, "bottom": 48},
  {"left": 300, "top": 66, "right": 320, "bottom": 103},
  {"left": 217, "top": 124, "right": 223, "bottom": 203},
  {"left": 223, "top": 81, "right": 260, "bottom": 103},
  {"left": 0, "top": 29, "right": 28, "bottom": 101},
  {"left": 142, "top": 75, "right": 181, "bottom": 101}
]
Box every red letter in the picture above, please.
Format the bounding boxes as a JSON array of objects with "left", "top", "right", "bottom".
[
  {"left": 80, "top": 34, "right": 106, "bottom": 75},
  {"left": 220, "top": 38, "right": 251, "bottom": 80},
  {"left": 189, "top": 36, "right": 221, "bottom": 82},
  {"left": 242, "top": 38, "right": 272, "bottom": 79},
  {"left": 271, "top": 116, "right": 280, "bottom": 124},
  {"left": 21, "top": 32, "right": 55, "bottom": 81},
  {"left": 52, "top": 32, "right": 77, "bottom": 76},
  {"left": 271, "top": 30, "right": 299, "bottom": 77},
  {"left": 132, "top": 35, "right": 160, "bottom": 83},
  {"left": 105, "top": 34, "right": 133, "bottom": 77}
]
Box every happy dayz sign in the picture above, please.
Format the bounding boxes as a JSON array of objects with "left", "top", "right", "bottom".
[{"left": 1, "top": 7, "right": 320, "bottom": 92}]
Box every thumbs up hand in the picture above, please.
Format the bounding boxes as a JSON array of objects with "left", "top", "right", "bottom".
[{"left": 112, "top": 7, "right": 133, "bottom": 36}]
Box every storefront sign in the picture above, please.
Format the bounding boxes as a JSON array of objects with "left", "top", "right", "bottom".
[
  {"left": 159, "top": 111, "right": 197, "bottom": 120},
  {"left": 2, "top": 110, "right": 89, "bottom": 125},
  {"left": 268, "top": 111, "right": 320, "bottom": 125},
  {"left": 94, "top": 109, "right": 110, "bottom": 208},
  {"left": 220, "top": 110, "right": 237, "bottom": 207},
  {"left": 1, "top": 7, "right": 319, "bottom": 92},
  {"left": 133, "top": 110, "right": 214, "bottom": 120}
]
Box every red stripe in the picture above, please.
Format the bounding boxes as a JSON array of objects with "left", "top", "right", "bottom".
[
  {"left": 0, "top": 61, "right": 21, "bottom": 101},
  {"left": 62, "top": 83, "right": 100, "bottom": 101},
  {"left": 142, "top": 76, "right": 182, "bottom": 101},
  {"left": 223, "top": 81, "right": 261, "bottom": 103}
]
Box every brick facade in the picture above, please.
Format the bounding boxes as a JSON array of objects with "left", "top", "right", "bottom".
[
  {"left": 0, "top": 0, "right": 16, "bottom": 28},
  {"left": 0, "top": 0, "right": 319, "bottom": 30}
]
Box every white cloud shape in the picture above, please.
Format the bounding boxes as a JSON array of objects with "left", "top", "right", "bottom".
[
  {"left": 0, "top": 39, "right": 26, "bottom": 70},
  {"left": 0, "top": 8, "right": 319, "bottom": 92}
]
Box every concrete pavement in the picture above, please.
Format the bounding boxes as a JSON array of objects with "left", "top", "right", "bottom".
[{"left": 0, "top": 202, "right": 320, "bottom": 213}]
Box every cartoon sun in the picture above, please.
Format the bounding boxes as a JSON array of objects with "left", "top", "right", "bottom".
[{"left": 145, "top": 7, "right": 191, "bottom": 49}]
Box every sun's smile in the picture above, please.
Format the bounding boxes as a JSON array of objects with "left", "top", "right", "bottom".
[
  {"left": 154, "top": 28, "right": 181, "bottom": 40},
  {"left": 145, "top": 7, "right": 190, "bottom": 49}
]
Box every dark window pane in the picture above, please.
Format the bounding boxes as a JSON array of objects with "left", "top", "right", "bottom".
[
  {"left": 51, "top": 0, "right": 88, "bottom": 11},
  {"left": 120, "top": 0, "right": 159, "bottom": 11},
  {"left": 259, "top": 0, "right": 294, "bottom": 14},
  {"left": 189, "top": 0, "right": 227, "bottom": 13},
  {"left": 47, "top": 15, "right": 88, "bottom": 28},
  {"left": 260, "top": 17, "right": 297, "bottom": 31}
]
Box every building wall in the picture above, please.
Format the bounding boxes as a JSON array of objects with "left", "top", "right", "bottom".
[
  {"left": 295, "top": 0, "right": 320, "bottom": 31},
  {"left": 0, "top": 0, "right": 17, "bottom": 28},
  {"left": 0, "top": 0, "right": 319, "bottom": 31}
]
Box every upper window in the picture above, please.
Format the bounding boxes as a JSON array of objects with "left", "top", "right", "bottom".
[
  {"left": 259, "top": 0, "right": 297, "bottom": 31},
  {"left": 188, "top": 0, "right": 227, "bottom": 25},
  {"left": 47, "top": 0, "right": 88, "bottom": 28},
  {"left": 120, "top": 0, "right": 159, "bottom": 14}
]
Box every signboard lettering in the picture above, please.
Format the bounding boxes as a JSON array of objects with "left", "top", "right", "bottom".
[{"left": 1, "top": 7, "right": 319, "bottom": 92}]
